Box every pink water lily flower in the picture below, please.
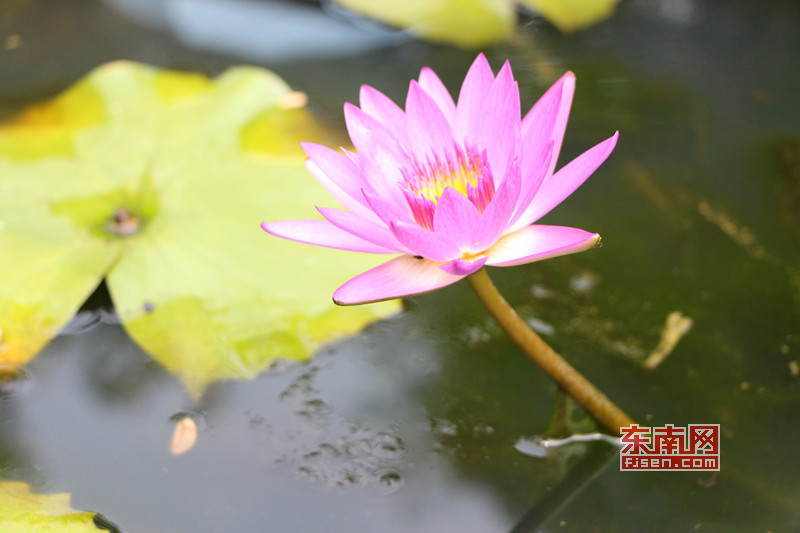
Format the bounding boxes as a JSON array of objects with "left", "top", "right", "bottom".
[{"left": 262, "top": 54, "right": 618, "bottom": 305}]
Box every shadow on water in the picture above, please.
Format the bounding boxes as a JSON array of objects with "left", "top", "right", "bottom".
[{"left": 1, "top": 0, "right": 799, "bottom": 531}]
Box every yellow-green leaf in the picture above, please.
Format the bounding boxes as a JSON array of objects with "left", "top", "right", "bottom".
[
  {"left": 519, "top": 0, "right": 621, "bottom": 33},
  {"left": 0, "top": 480, "right": 104, "bottom": 532},
  {"left": 335, "top": 0, "right": 620, "bottom": 46},
  {"left": 0, "top": 62, "right": 398, "bottom": 395},
  {"left": 335, "top": 0, "right": 515, "bottom": 47}
]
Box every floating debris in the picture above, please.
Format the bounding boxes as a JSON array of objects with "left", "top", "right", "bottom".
[
  {"left": 530, "top": 283, "right": 554, "bottom": 299},
  {"left": 527, "top": 317, "right": 555, "bottom": 336},
  {"left": 277, "top": 91, "right": 308, "bottom": 110},
  {"left": 170, "top": 417, "right": 198, "bottom": 455},
  {"left": 515, "top": 433, "right": 620, "bottom": 458},
  {"left": 4, "top": 35, "right": 21, "bottom": 50},
  {"left": 642, "top": 311, "right": 693, "bottom": 369},
  {"left": 698, "top": 201, "right": 765, "bottom": 259},
  {"left": 569, "top": 271, "right": 600, "bottom": 294}
]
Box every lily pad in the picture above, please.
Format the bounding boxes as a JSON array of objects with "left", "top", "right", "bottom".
[
  {"left": 334, "top": 0, "right": 620, "bottom": 47},
  {"left": 519, "top": 0, "right": 621, "bottom": 33},
  {"left": 0, "top": 480, "right": 105, "bottom": 532},
  {"left": 0, "top": 62, "right": 397, "bottom": 396},
  {"left": 336, "top": 0, "right": 514, "bottom": 47}
]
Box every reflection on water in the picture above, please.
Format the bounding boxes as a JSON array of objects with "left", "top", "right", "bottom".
[{"left": 1, "top": 0, "right": 799, "bottom": 531}]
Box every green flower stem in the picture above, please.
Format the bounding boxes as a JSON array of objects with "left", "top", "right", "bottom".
[{"left": 466, "top": 268, "right": 635, "bottom": 436}]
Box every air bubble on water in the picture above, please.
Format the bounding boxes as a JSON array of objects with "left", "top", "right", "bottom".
[
  {"left": 279, "top": 367, "right": 318, "bottom": 402},
  {"left": 369, "top": 433, "right": 406, "bottom": 459},
  {"left": 296, "top": 398, "right": 330, "bottom": 420},
  {"left": 430, "top": 418, "right": 458, "bottom": 437},
  {"left": 248, "top": 414, "right": 266, "bottom": 429},
  {"left": 375, "top": 469, "right": 404, "bottom": 495},
  {"left": 317, "top": 442, "right": 342, "bottom": 458}
]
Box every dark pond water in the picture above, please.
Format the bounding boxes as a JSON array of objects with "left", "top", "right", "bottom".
[{"left": 1, "top": 0, "right": 799, "bottom": 531}]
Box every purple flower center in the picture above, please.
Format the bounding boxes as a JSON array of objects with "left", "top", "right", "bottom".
[{"left": 399, "top": 144, "right": 495, "bottom": 230}]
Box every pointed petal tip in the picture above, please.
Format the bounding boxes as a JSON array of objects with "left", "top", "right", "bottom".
[
  {"left": 469, "top": 52, "right": 492, "bottom": 73},
  {"left": 260, "top": 221, "right": 272, "bottom": 233},
  {"left": 601, "top": 131, "right": 620, "bottom": 155},
  {"left": 544, "top": 71, "right": 575, "bottom": 95},
  {"left": 359, "top": 84, "right": 390, "bottom": 106},
  {"left": 558, "top": 72, "right": 576, "bottom": 105},
  {"left": 419, "top": 66, "right": 435, "bottom": 79},
  {"left": 332, "top": 291, "right": 402, "bottom": 306},
  {"left": 485, "top": 225, "right": 602, "bottom": 267},
  {"left": 332, "top": 294, "right": 356, "bottom": 306},
  {"left": 343, "top": 101, "right": 358, "bottom": 116}
]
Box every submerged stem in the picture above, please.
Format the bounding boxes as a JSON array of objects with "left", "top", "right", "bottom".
[{"left": 466, "top": 268, "right": 635, "bottom": 436}]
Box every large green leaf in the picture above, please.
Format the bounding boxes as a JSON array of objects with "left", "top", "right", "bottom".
[
  {"left": 336, "top": 0, "right": 514, "bottom": 47},
  {"left": 334, "top": 0, "right": 619, "bottom": 47},
  {"left": 519, "top": 0, "right": 621, "bottom": 33},
  {"left": 0, "top": 62, "right": 398, "bottom": 395},
  {"left": 0, "top": 480, "right": 104, "bottom": 532}
]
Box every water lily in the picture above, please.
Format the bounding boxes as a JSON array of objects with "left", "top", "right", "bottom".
[
  {"left": 262, "top": 55, "right": 634, "bottom": 435},
  {"left": 262, "top": 54, "right": 618, "bottom": 306}
]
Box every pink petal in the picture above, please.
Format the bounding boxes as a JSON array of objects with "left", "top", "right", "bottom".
[
  {"left": 359, "top": 85, "right": 408, "bottom": 144},
  {"left": 343, "top": 103, "right": 406, "bottom": 169},
  {"left": 418, "top": 66, "right": 456, "bottom": 126},
  {"left": 456, "top": 53, "right": 495, "bottom": 140},
  {"left": 261, "top": 220, "right": 396, "bottom": 254},
  {"left": 517, "top": 76, "right": 565, "bottom": 213},
  {"left": 477, "top": 61, "right": 520, "bottom": 183},
  {"left": 301, "top": 143, "right": 375, "bottom": 220},
  {"left": 405, "top": 80, "right": 454, "bottom": 159},
  {"left": 318, "top": 207, "right": 406, "bottom": 253},
  {"left": 433, "top": 187, "right": 481, "bottom": 251},
  {"left": 509, "top": 141, "right": 553, "bottom": 228},
  {"left": 389, "top": 220, "right": 461, "bottom": 262},
  {"left": 522, "top": 71, "right": 575, "bottom": 178},
  {"left": 439, "top": 256, "right": 487, "bottom": 276},
  {"left": 333, "top": 255, "right": 464, "bottom": 305},
  {"left": 485, "top": 225, "right": 601, "bottom": 267},
  {"left": 362, "top": 188, "right": 414, "bottom": 226},
  {"left": 514, "top": 132, "right": 619, "bottom": 228},
  {"left": 343, "top": 103, "right": 408, "bottom": 207},
  {"left": 474, "top": 159, "right": 522, "bottom": 247}
]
